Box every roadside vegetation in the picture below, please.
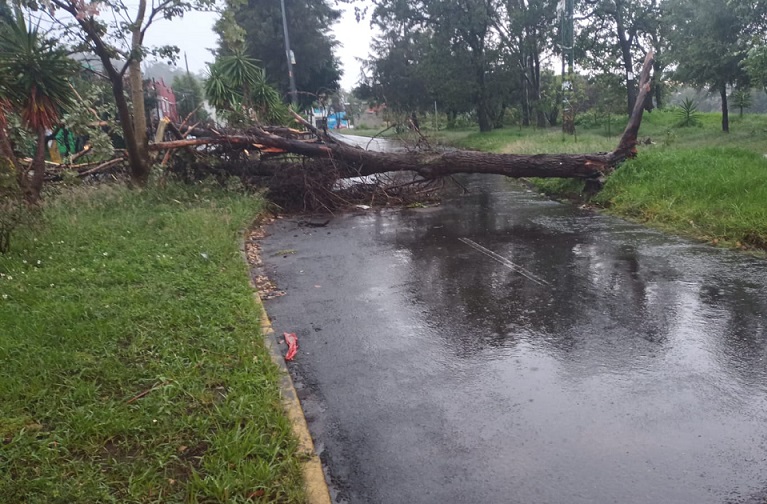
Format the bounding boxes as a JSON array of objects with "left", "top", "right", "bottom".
[{"left": 0, "top": 183, "right": 304, "bottom": 503}]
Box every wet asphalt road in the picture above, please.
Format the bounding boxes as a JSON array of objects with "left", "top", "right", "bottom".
[{"left": 259, "top": 155, "right": 767, "bottom": 503}]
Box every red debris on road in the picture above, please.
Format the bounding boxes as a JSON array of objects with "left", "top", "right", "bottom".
[{"left": 284, "top": 332, "right": 298, "bottom": 361}]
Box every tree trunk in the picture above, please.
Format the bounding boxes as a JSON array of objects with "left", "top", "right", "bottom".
[
  {"left": 476, "top": 67, "right": 492, "bottom": 133},
  {"left": 24, "top": 127, "right": 47, "bottom": 204},
  {"left": 621, "top": 50, "right": 637, "bottom": 115},
  {"left": 75, "top": 17, "right": 151, "bottom": 186},
  {"left": 653, "top": 58, "right": 663, "bottom": 109},
  {"left": 521, "top": 71, "right": 530, "bottom": 127},
  {"left": 531, "top": 50, "right": 546, "bottom": 128},
  {"left": 127, "top": 0, "right": 151, "bottom": 184},
  {"left": 616, "top": 17, "right": 636, "bottom": 116},
  {"left": 720, "top": 84, "right": 729, "bottom": 133}
]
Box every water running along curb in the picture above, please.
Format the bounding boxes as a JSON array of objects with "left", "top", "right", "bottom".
[{"left": 240, "top": 235, "right": 332, "bottom": 504}]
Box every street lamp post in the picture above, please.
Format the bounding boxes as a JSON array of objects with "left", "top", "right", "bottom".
[{"left": 279, "top": 0, "right": 298, "bottom": 109}]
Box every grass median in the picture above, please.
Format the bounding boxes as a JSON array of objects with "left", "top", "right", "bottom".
[{"left": 0, "top": 183, "right": 304, "bottom": 503}]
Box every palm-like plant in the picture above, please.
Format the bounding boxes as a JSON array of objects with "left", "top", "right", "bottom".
[
  {"left": 0, "top": 12, "right": 76, "bottom": 202},
  {"left": 204, "top": 50, "right": 286, "bottom": 125},
  {"left": 675, "top": 97, "right": 700, "bottom": 127}
]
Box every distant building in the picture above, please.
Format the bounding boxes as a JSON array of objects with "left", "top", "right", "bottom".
[
  {"left": 149, "top": 79, "right": 179, "bottom": 123},
  {"left": 308, "top": 107, "right": 350, "bottom": 129}
]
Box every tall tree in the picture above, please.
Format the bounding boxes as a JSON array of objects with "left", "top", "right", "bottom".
[
  {"left": 368, "top": 0, "right": 503, "bottom": 132},
  {"left": 494, "top": 0, "right": 557, "bottom": 127},
  {"left": 216, "top": 0, "right": 341, "bottom": 109},
  {"left": 576, "top": 0, "right": 659, "bottom": 115},
  {"left": 665, "top": 0, "right": 756, "bottom": 132}
]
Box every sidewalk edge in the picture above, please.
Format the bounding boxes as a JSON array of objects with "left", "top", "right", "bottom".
[{"left": 241, "top": 235, "right": 331, "bottom": 504}]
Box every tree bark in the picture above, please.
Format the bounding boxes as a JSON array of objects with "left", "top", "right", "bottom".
[
  {"left": 615, "top": 5, "right": 637, "bottom": 116},
  {"left": 24, "top": 127, "right": 47, "bottom": 204},
  {"left": 128, "top": 0, "right": 151, "bottom": 183},
  {"left": 720, "top": 84, "right": 729, "bottom": 133}
]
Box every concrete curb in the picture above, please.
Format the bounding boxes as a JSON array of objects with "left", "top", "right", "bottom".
[{"left": 241, "top": 235, "right": 331, "bottom": 504}]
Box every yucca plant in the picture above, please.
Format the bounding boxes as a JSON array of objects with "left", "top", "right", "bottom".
[
  {"left": 675, "top": 97, "right": 700, "bottom": 127},
  {"left": 204, "top": 50, "right": 285, "bottom": 125},
  {"left": 0, "top": 11, "right": 76, "bottom": 203}
]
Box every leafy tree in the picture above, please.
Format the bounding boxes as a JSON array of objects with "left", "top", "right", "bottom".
[
  {"left": 494, "top": 0, "right": 557, "bottom": 127},
  {"left": 0, "top": 12, "right": 76, "bottom": 203},
  {"left": 744, "top": 45, "right": 767, "bottom": 95},
  {"left": 665, "top": 0, "right": 761, "bottom": 132},
  {"left": 216, "top": 0, "right": 341, "bottom": 109},
  {"left": 730, "top": 88, "right": 752, "bottom": 116},
  {"left": 29, "top": 0, "right": 212, "bottom": 186},
  {"left": 575, "top": 0, "right": 660, "bottom": 116},
  {"left": 369, "top": 0, "right": 505, "bottom": 132}
]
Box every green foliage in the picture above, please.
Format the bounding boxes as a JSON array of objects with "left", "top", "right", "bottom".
[
  {"left": 0, "top": 183, "right": 305, "bottom": 501},
  {"left": 743, "top": 45, "right": 767, "bottom": 94},
  {"left": 62, "top": 78, "right": 119, "bottom": 162},
  {"left": 173, "top": 73, "right": 208, "bottom": 122},
  {"left": 675, "top": 97, "right": 700, "bottom": 127},
  {"left": 0, "top": 12, "right": 76, "bottom": 130},
  {"left": 216, "top": 0, "right": 341, "bottom": 108},
  {"left": 205, "top": 50, "right": 286, "bottom": 125},
  {"left": 730, "top": 88, "right": 752, "bottom": 116}
]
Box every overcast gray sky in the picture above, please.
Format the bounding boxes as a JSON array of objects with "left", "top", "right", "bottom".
[{"left": 144, "top": 2, "right": 375, "bottom": 90}]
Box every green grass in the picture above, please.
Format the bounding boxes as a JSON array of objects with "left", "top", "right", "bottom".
[
  {"left": 595, "top": 147, "right": 767, "bottom": 248},
  {"left": 0, "top": 183, "right": 304, "bottom": 503},
  {"left": 436, "top": 110, "right": 767, "bottom": 249}
]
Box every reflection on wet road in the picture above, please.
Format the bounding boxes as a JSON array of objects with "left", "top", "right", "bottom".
[{"left": 261, "top": 174, "right": 767, "bottom": 504}]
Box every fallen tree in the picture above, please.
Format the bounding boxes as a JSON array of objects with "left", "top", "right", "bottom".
[{"left": 42, "top": 52, "right": 655, "bottom": 210}]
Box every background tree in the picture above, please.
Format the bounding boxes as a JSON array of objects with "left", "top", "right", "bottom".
[
  {"left": 744, "top": 45, "right": 767, "bottom": 96},
  {"left": 575, "top": 0, "right": 660, "bottom": 115},
  {"left": 730, "top": 88, "right": 752, "bottom": 117},
  {"left": 216, "top": 0, "right": 341, "bottom": 109},
  {"left": 494, "top": 0, "right": 557, "bottom": 127},
  {"left": 0, "top": 12, "right": 76, "bottom": 203},
  {"left": 664, "top": 0, "right": 758, "bottom": 132},
  {"left": 173, "top": 73, "right": 208, "bottom": 123},
  {"left": 368, "top": 0, "right": 504, "bottom": 132},
  {"left": 37, "top": 0, "right": 212, "bottom": 186}
]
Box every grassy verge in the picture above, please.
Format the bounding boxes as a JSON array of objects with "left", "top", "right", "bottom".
[
  {"left": 436, "top": 110, "right": 767, "bottom": 249},
  {"left": 0, "top": 183, "right": 304, "bottom": 503},
  {"left": 594, "top": 147, "right": 767, "bottom": 248}
]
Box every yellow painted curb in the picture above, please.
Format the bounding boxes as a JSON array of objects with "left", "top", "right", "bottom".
[
  {"left": 241, "top": 236, "right": 331, "bottom": 504},
  {"left": 257, "top": 303, "right": 331, "bottom": 504}
]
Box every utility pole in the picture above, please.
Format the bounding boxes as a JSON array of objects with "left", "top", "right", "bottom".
[
  {"left": 560, "top": 0, "right": 575, "bottom": 135},
  {"left": 280, "top": 0, "right": 298, "bottom": 109}
]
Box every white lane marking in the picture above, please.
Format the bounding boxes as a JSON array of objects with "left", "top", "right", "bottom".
[{"left": 458, "top": 237, "right": 551, "bottom": 287}]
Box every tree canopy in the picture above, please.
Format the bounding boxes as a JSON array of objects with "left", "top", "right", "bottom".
[{"left": 215, "top": 0, "right": 342, "bottom": 109}]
